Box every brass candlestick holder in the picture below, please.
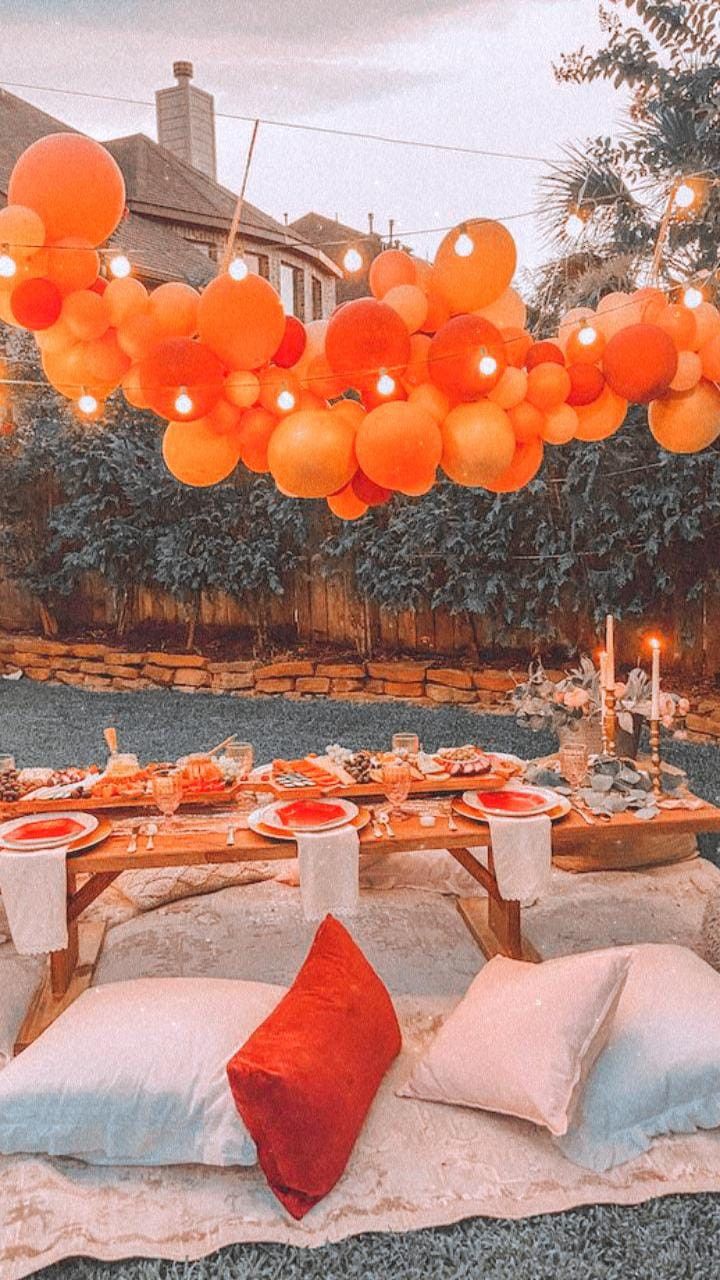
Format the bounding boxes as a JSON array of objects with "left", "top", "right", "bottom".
[
  {"left": 649, "top": 717, "right": 663, "bottom": 795},
  {"left": 604, "top": 686, "right": 617, "bottom": 757}
]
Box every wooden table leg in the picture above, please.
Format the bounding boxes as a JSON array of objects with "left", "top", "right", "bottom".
[{"left": 448, "top": 845, "right": 542, "bottom": 963}]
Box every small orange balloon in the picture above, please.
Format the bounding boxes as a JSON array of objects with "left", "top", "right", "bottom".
[
  {"left": 648, "top": 379, "right": 720, "bottom": 453},
  {"left": 565, "top": 324, "right": 606, "bottom": 365},
  {"left": 327, "top": 483, "right": 369, "bottom": 520},
  {"left": 483, "top": 437, "right": 544, "bottom": 493},
  {"left": 149, "top": 281, "right": 200, "bottom": 338},
  {"left": 573, "top": 386, "right": 628, "bottom": 441},
  {"left": 502, "top": 326, "right": 534, "bottom": 369},
  {"left": 224, "top": 369, "right": 260, "bottom": 409},
  {"left": 355, "top": 402, "right": 442, "bottom": 495},
  {"left": 237, "top": 406, "right": 278, "bottom": 472},
  {"left": 653, "top": 302, "right": 697, "bottom": 351},
  {"left": 401, "top": 333, "right": 431, "bottom": 388},
  {"left": 105, "top": 277, "right": 149, "bottom": 327},
  {"left": 700, "top": 333, "right": 720, "bottom": 383},
  {"left": 205, "top": 397, "right": 243, "bottom": 436},
  {"left": 368, "top": 249, "right": 417, "bottom": 299},
  {"left": 525, "top": 362, "right": 571, "bottom": 411},
  {"left": 62, "top": 290, "right": 111, "bottom": 341},
  {"left": 82, "top": 329, "right": 131, "bottom": 386},
  {"left": 117, "top": 310, "right": 166, "bottom": 361},
  {"left": 44, "top": 238, "right": 100, "bottom": 295},
  {"left": 433, "top": 220, "right": 517, "bottom": 313},
  {"left": 476, "top": 286, "right": 527, "bottom": 330},
  {"left": 689, "top": 302, "right": 720, "bottom": 351},
  {"left": 330, "top": 398, "right": 366, "bottom": 428},
  {"left": 302, "top": 354, "right": 347, "bottom": 399},
  {"left": 162, "top": 418, "right": 241, "bottom": 487},
  {"left": 541, "top": 403, "right": 578, "bottom": 445},
  {"left": 488, "top": 365, "right": 527, "bottom": 410},
  {"left": 258, "top": 366, "right": 301, "bottom": 415},
  {"left": 268, "top": 409, "right": 357, "bottom": 498},
  {"left": 508, "top": 399, "right": 544, "bottom": 443},
  {"left": 407, "top": 382, "right": 450, "bottom": 422},
  {"left": 419, "top": 274, "right": 451, "bottom": 335},
  {"left": 441, "top": 400, "right": 516, "bottom": 487},
  {"left": 9, "top": 133, "right": 126, "bottom": 246},
  {"left": 198, "top": 273, "right": 285, "bottom": 371},
  {"left": 122, "top": 366, "right": 151, "bottom": 409},
  {"left": 0, "top": 205, "right": 45, "bottom": 262},
  {"left": 669, "top": 350, "right": 702, "bottom": 392},
  {"left": 383, "top": 283, "right": 428, "bottom": 334}
]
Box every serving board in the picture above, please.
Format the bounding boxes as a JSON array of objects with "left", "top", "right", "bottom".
[
  {"left": 260, "top": 773, "right": 514, "bottom": 801},
  {"left": 0, "top": 779, "right": 252, "bottom": 819}
]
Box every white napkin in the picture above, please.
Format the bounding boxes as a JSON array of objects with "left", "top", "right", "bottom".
[
  {"left": 296, "top": 826, "right": 360, "bottom": 922},
  {"left": 483, "top": 813, "right": 552, "bottom": 906},
  {"left": 0, "top": 846, "right": 69, "bottom": 954}
]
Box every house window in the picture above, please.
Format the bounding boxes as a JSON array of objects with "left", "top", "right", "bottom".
[
  {"left": 312, "top": 276, "right": 323, "bottom": 320},
  {"left": 280, "top": 263, "right": 305, "bottom": 319},
  {"left": 245, "top": 252, "right": 270, "bottom": 279}
]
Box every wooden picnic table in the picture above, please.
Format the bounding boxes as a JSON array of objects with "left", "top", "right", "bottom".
[{"left": 14, "top": 798, "right": 720, "bottom": 1054}]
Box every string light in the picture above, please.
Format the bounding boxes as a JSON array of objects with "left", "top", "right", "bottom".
[
  {"left": 477, "top": 354, "right": 498, "bottom": 377},
  {"left": 109, "top": 253, "right": 131, "bottom": 279},
  {"left": 174, "top": 389, "right": 193, "bottom": 416},
  {"left": 376, "top": 372, "right": 397, "bottom": 396},
  {"left": 228, "top": 256, "right": 248, "bottom": 281},
  {"left": 454, "top": 231, "right": 474, "bottom": 257},
  {"left": 77, "top": 392, "right": 98, "bottom": 416},
  {"left": 342, "top": 247, "right": 363, "bottom": 274},
  {"left": 276, "top": 389, "right": 296, "bottom": 412},
  {"left": 0, "top": 253, "right": 17, "bottom": 279},
  {"left": 578, "top": 324, "right": 599, "bottom": 346},
  {"left": 682, "top": 286, "right": 704, "bottom": 310},
  {"left": 565, "top": 212, "right": 586, "bottom": 239},
  {"left": 673, "top": 182, "right": 697, "bottom": 211}
]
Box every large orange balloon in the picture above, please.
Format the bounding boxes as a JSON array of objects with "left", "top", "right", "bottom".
[
  {"left": 441, "top": 401, "right": 516, "bottom": 487},
  {"left": 573, "top": 386, "right": 628, "bottom": 441},
  {"left": 602, "top": 324, "right": 678, "bottom": 403},
  {"left": 0, "top": 205, "right": 45, "bottom": 262},
  {"left": 9, "top": 134, "right": 125, "bottom": 247},
  {"left": 162, "top": 418, "right": 241, "bottom": 487},
  {"left": 428, "top": 314, "right": 506, "bottom": 400},
  {"left": 325, "top": 298, "right": 411, "bottom": 381},
  {"left": 355, "top": 402, "right": 442, "bottom": 495},
  {"left": 62, "top": 290, "right": 110, "bottom": 341},
  {"left": 137, "top": 338, "right": 225, "bottom": 420},
  {"left": 268, "top": 409, "right": 356, "bottom": 498},
  {"left": 237, "top": 407, "right": 278, "bottom": 472},
  {"left": 648, "top": 380, "right": 720, "bottom": 453},
  {"left": 483, "top": 437, "right": 544, "bottom": 492},
  {"left": 433, "top": 220, "right": 517, "bottom": 312},
  {"left": 149, "top": 282, "right": 200, "bottom": 338},
  {"left": 368, "top": 249, "right": 417, "bottom": 299},
  {"left": 525, "top": 362, "right": 571, "bottom": 411},
  {"left": 197, "top": 273, "right": 285, "bottom": 370},
  {"left": 105, "top": 277, "right": 149, "bottom": 327},
  {"left": 44, "top": 238, "right": 99, "bottom": 295}
]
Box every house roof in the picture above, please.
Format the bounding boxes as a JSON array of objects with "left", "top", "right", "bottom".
[
  {"left": 290, "top": 212, "right": 382, "bottom": 300},
  {"left": 108, "top": 213, "right": 216, "bottom": 288}
]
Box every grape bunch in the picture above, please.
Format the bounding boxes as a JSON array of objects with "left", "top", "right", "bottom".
[
  {"left": 0, "top": 767, "right": 21, "bottom": 803},
  {"left": 346, "top": 750, "right": 374, "bottom": 783}
]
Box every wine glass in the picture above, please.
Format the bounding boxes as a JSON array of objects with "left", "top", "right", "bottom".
[
  {"left": 391, "top": 733, "right": 420, "bottom": 758},
  {"left": 151, "top": 772, "right": 183, "bottom": 830},
  {"left": 559, "top": 742, "right": 588, "bottom": 801},
  {"left": 226, "top": 741, "right": 254, "bottom": 779},
  {"left": 381, "top": 759, "right": 412, "bottom": 820}
]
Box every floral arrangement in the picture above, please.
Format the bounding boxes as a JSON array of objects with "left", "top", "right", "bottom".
[{"left": 510, "top": 657, "right": 689, "bottom": 736}]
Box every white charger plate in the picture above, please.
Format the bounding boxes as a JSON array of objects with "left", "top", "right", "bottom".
[{"left": 0, "top": 810, "right": 99, "bottom": 850}]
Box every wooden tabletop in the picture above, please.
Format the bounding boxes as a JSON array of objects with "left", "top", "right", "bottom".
[{"left": 70, "top": 798, "right": 720, "bottom": 874}]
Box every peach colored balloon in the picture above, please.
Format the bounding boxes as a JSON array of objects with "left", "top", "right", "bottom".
[
  {"left": 258, "top": 366, "right": 301, "bottom": 415},
  {"left": 573, "top": 386, "right": 628, "bottom": 441},
  {"left": 670, "top": 350, "right": 702, "bottom": 393},
  {"left": 83, "top": 329, "right": 131, "bottom": 387},
  {"left": 268, "top": 409, "right": 357, "bottom": 498},
  {"left": 441, "top": 400, "right": 516, "bottom": 486},
  {"left": 648, "top": 380, "right": 720, "bottom": 454},
  {"left": 407, "top": 382, "right": 450, "bottom": 422},
  {"left": 689, "top": 302, "right": 720, "bottom": 351},
  {"left": 433, "top": 220, "right": 517, "bottom": 313},
  {"left": 700, "top": 334, "right": 720, "bottom": 383},
  {"left": 105, "top": 277, "right": 149, "bottom": 328},
  {"left": 594, "top": 291, "right": 638, "bottom": 339},
  {"left": 557, "top": 307, "right": 594, "bottom": 350},
  {"left": 541, "top": 403, "right": 578, "bottom": 444},
  {"left": 237, "top": 407, "right": 278, "bottom": 473},
  {"left": 368, "top": 249, "right": 417, "bottom": 299},
  {"left": 476, "top": 286, "right": 527, "bottom": 330},
  {"left": 383, "top": 283, "right": 429, "bottom": 334},
  {"left": 355, "top": 402, "right": 442, "bottom": 495},
  {"left": 122, "top": 367, "right": 151, "bottom": 409},
  {"left": 0, "top": 205, "right": 45, "bottom": 262},
  {"left": 163, "top": 418, "right": 241, "bottom": 486},
  {"left": 327, "top": 483, "right": 369, "bottom": 520},
  {"left": 525, "top": 362, "right": 571, "bottom": 411},
  {"left": 62, "top": 290, "right": 111, "bottom": 342},
  {"left": 34, "top": 316, "right": 75, "bottom": 353},
  {"left": 508, "top": 399, "right": 544, "bottom": 442},
  {"left": 44, "top": 238, "right": 99, "bottom": 296},
  {"left": 117, "top": 310, "right": 165, "bottom": 361},
  {"left": 149, "top": 282, "right": 200, "bottom": 338},
  {"left": 488, "top": 365, "right": 527, "bottom": 410},
  {"left": 224, "top": 369, "right": 260, "bottom": 409}
]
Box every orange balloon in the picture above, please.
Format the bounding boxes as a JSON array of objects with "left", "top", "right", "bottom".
[
  {"left": 508, "top": 399, "right": 544, "bottom": 443},
  {"left": 149, "top": 282, "right": 200, "bottom": 338},
  {"left": 0, "top": 205, "right": 45, "bottom": 262},
  {"left": 325, "top": 298, "right": 411, "bottom": 381},
  {"left": 117, "top": 310, "right": 165, "bottom": 361},
  {"left": 525, "top": 362, "right": 571, "bottom": 411},
  {"left": 407, "top": 382, "right": 450, "bottom": 422},
  {"left": 105, "top": 277, "right": 149, "bottom": 327},
  {"left": 137, "top": 338, "right": 225, "bottom": 421},
  {"left": 573, "top": 386, "right": 628, "bottom": 441},
  {"left": 355, "top": 402, "right": 442, "bottom": 495},
  {"left": 327, "top": 483, "right": 369, "bottom": 520},
  {"left": 358, "top": 371, "right": 407, "bottom": 410},
  {"left": 670, "top": 350, "right": 702, "bottom": 392},
  {"left": 653, "top": 302, "right": 697, "bottom": 351},
  {"left": 594, "top": 291, "right": 637, "bottom": 339},
  {"left": 122, "top": 366, "right": 151, "bottom": 409},
  {"left": 689, "top": 302, "right": 720, "bottom": 351},
  {"left": 205, "top": 397, "right": 243, "bottom": 437},
  {"left": 565, "top": 324, "right": 606, "bottom": 365},
  {"left": 302, "top": 354, "right": 346, "bottom": 400},
  {"left": 557, "top": 307, "right": 594, "bottom": 349},
  {"left": 441, "top": 401, "right": 516, "bottom": 487},
  {"left": 82, "top": 329, "right": 131, "bottom": 386},
  {"left": 501, "top": 326, "right": 533, "bottom": 369},
  {"left": 483, "top": 437, "right": 544, "bottom": 493},
  {"left": 268, "top": 409, "right": 357, "bottom": 498},
  {"left": 9, "top": 134, "right": 125, "bottom": 246},
  {"left": 488, "top": 365, "right": 527, "bottom": 409},
  {"left": 62, "top": 290, "right": 111, "bottom": 341},
  {"left": 433, "top": 220, "right": 517, "bottom": 312},
  {"left": 368, "top": 249, "right": 417, "bottom": 299},
  {"left": 44, "top": 238, "right": 100, "bottom": 295},
  {"left": 700, "top": 333, "right": 720, "bottom": 383},
  {"left": 42, "top": 341, "right": 112, "bottom": 400},
  {"left": 383, "top": 283, "right": 428, "bottom": 333},
  {"left": 0, "top": 289, "right": 21, "bottom": 327},
  {"left": 34, "top": 315, "right": 75, "bottom": 353},
  {"left": 162, "top": 418, "right": 241, "bottom": 486},
  {"left": 224, "top": 369, "right": 260, "bottom": 409},
  {"left": 648, "top": 380, "right": 720, "bottom": 454},
  {"left": 476, "top": 286, "right": 527, "bottom": 330},
  {"left": 198, "top": 273, "right": 285, "bottom": 370},
  {"left": 419, "top": 274, "right": 452, "bottom": 335},
  {"left": 237, "top": 407, "right": 278, "bottom": 472},
  {"left": 428, "top": 314, "right": 506, "bottom": 400},
  {"left": 636, "top": 288, "right": 667, "bottom": 323},
  {"left": 541, "top": 403, "right": 578, "bottom": 444},
  {"left": 258, "top": 366, "right": 301, "bottom": 415},
  {"left": 602, "top": 324, "right": 677, "bottom": 403},
  {"left": 401, "top": 333, "right": 431, "bottom": 388},
  {"left": 330, "top": 398, "right": 366, "bottom": 428}
]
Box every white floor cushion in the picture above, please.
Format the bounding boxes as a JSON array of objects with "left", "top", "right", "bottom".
[
  {"left": 0, "top": 976, "right": 285, "bottom": 1165},
  {"left": 399, "top": 948, "right": 630, "bottom": 1136},
  {"left": 555, "top": 943, "right": 720, "bottom": 1171},
  {"left": 118, "top": 863, "right": 275, "bottom": 911}
]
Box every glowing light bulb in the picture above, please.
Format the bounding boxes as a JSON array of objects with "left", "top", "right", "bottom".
[
  {"left": 109, "top": 253, "right": 131, "bottom": 279},
  {"left": 77, "top": 393, "right": 98, "bottom": 416},
  {"left": 277, "top": 389, "right": 296, "bottom": 412},
  {"left": 376, "top": 372, "right": 396, "bottom": 396},
  {"left": 0, "top": 254, "right": 17, "bottom": 278},
  {"left": 578, "top": 324, "right": 598, "bottom": 346},
  {"left": 478, "top": 355, "right": 498, "bottom": 378},
  {"left": 674, "top": 182, "right": 696, "bottom": 210},
  {"left": 454, "top": 232, "right": 474, "bottom": 257},
  {"left": 174, "top": 390, "right": 193, "bottom": 416},
  {"left": 649, "top": 636, "right": 661, "bottom": 651},
  {"left": 565, "top": 213, "right": 585, "bottom": 239},
  {"left": 228, "top": 256, "right": 248, "bottom": 281},
  {"left": 343, "top": 247, "right": 363, "bottom": 273},
  {"left": 682, "top": 286, "right": 703, "bottom": 310}
]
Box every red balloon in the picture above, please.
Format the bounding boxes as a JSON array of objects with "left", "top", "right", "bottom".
[
  {"left": 525, "top": 341, "right": 565, "bottom": 370},
  {"left": 602, "top": 324, "right": 678, "bottom": 403},
  {"left": 351, "top": 470, "right": 392, "bottom": 506},
  {"left": 273, "top": 315, "right": 307, "bottom": 368},
  {"left": 428, "top": 314, "right": 506, "bottom": 401},
  {"left": 325, "top": 298, "right": 411, "bottom": 382},
  {"left": 566, "top": 363, "right": 605, "bottom": 407},
  {"left": 10, "top": 277, "right": 62, "bottom": 330},
  {"left": 137, "top": 338, "right": 225, "bottom": 421}
]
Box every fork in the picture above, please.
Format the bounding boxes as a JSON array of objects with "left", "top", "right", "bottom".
[
  {"left": 126, "top": 825, "right": 139, "bottom": 854},
  {"left": 447, "top": 808, "right": 459, "bottom": 832},
  {"left": 370, "top": 809, "right": 384, "bottom": 839},
  {"left": 378, "top": 811, "right": 396, "bottom": 838}
]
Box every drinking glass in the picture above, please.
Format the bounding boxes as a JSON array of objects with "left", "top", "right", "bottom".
[
  {"left": 226, "top": 741, "right": 254, "bottom": 779},
  {"left": 391, "top": 733, "right": 420, "bottom": 757},
  {"left": 382, "top": 759, "right": 412, "bottom": 818},
  {"left": 0, "top": 755, "right": 16, "bottom": 774},
  {"left": 151, "top": 772, "right": 183, "bottom": 829},
  {"left": 559, "top": 742, "right": 589, "bottom": 797}
]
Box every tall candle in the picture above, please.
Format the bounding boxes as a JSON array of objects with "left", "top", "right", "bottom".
[
  {"left": 650, "top": 639, "right": 661, "bottom": 720},
  {"left": 605, "top": 615, "right": 615, "bottom": 690},
  {"left": 599, "top": 651, "right": 607, "bottom": 716}
]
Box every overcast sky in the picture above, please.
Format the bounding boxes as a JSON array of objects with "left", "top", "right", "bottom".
[{"left": 1, "top": 0, "right": 625, "bottom": 269}]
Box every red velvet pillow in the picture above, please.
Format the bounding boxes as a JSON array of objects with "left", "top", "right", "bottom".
[{"left": 226, "top": 914, "right": 401, "bottom": 1218}]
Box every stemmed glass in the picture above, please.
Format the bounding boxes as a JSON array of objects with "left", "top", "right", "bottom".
[
  {"left": 151, "top": 772, "right": 183, "bottom": 831},
  {"left": 391, "top": 733, "right": 420, "bottom": 758},
  {"left": 559, "top": 742, "right": 589, "bottom": 804},
  {"left": 381, "top": 759, "right": 412, "bottom": 820},
  {"left": 226, "top": 741, "right": 254, "bottom": 778}
]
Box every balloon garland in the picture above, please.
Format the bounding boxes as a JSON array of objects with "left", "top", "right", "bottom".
[{"left": 2, "top": 132, "right": 720, "bottom": 517}]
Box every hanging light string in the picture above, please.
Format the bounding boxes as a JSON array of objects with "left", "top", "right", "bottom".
[{"left": 219, "top": 118, "right": 260, "bottom": 279}]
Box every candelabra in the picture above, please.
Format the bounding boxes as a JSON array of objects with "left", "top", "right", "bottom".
[
  {"left": 648, "top": 717, "right": 663, "bottom": 796},
  {"left": 604, "top": 686, "right": 617, "bottom": 757}
]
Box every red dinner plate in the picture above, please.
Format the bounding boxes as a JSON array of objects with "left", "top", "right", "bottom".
[
  {"left": 276, "top": 799, "right": 348, "bottom": 829},
  {"left": 11, "top": 816, "right": 86, "bottom": 842},
  {"left": 471, "top": 789, "right": 549, "bottom": 815}
]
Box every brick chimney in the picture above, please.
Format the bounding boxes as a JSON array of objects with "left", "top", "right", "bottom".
[{"left": 155, "top": 61, "right": 217, "bottom": 181}]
